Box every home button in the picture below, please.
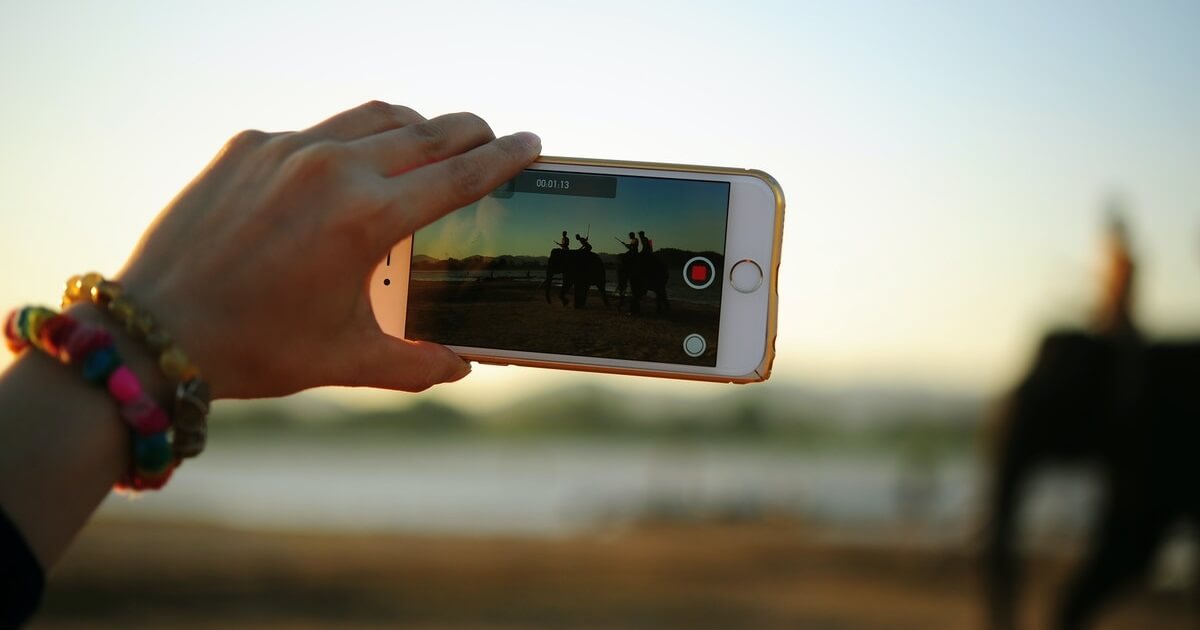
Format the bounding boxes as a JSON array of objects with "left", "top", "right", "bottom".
[{"left": 730, "top": 260, "right": 763, "bottom": 293}]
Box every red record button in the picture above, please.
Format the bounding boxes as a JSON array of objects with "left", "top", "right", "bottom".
[{"left": 683, "top": 256, "right": 716, "bottom": 290}]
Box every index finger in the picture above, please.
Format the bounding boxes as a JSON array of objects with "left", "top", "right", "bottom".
[{"left": 379, "top": 131, "right": 541, "bottom": 245}]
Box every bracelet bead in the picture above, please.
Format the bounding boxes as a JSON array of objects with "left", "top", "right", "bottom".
[
  {"left": 160, "top": 346, "right": 198, "bottom": 381},
  {"left": 4, "top": 311, "right": 28, "bottom": 352},
  {"left": 107, "top": 298, "right": 136, "bottom": 329},
  {"left": 91, "top": 279, "right": 122, "bottom": 306},
  {"left": 82, "top": 345, "right": 121, "bottom": 384},
  {"left": 63, "top": 326, "right": 113, "bottom": 364},
  {"left": 106, "top": 365, "right": 143, "bottom": 403},
  {"left": 60, "top": 273, "right": 211, "bottom": 463},
  {"left": 145, "top": 329, "right": 172, "bottom": 354},
  {"left": 37, "top": 314, "right": 74, "bottom": 357},
  {"left": 130, "top": 464, "right": 173, "bottom": 491},
  {"left": 79, "top": 272, "right": 103, "bottom": 296},
  {"left": 134, "top": 315, "right": 155, "bottom": 338},
  {"left": 6, "top": 304, "right": 182, "bottom": 492},
  {"left": 22, "top": 308, "right": 49, "bottom": 342},
  {"left": 121, "top": 395, "right": 171, "bottom": 435},
  {"left": 133, "top": 432, "right": 174, "bottom": 472},
  {"left": 172, "top": 379, "right": 211, "bottom": 458},
  {"left": 64, "top": 273, "right": 103, "bottom": 305}
]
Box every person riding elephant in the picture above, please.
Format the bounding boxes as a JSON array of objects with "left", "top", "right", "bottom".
[
  {"left": 545, "top": 247, "right": 607, "bottom": 308},
  {"left": 983, "top": 212, "right": 1200, "bottom": 630},
  {"left": 638, "top": 230, "right": 654, "bottom": 254}
]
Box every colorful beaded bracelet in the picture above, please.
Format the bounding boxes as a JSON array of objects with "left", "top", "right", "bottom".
[
  {"left": 62, "top": 273, "right": 210, "bottom": 460},
  {"left": 4, "top": 306, "right": 176, "bottom": 491}
]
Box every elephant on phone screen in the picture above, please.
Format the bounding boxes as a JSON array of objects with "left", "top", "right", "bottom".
[
  {"left": 544, "top": 248, "right": 608, "bottom": 308},
  {"left": 616, "top": 250, "right": 669, "bottom": 316}
]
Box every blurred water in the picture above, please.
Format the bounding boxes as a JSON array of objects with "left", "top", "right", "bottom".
[
  {"left": 97, "top": 441, "right": 938, "bottom": 532},
  {"left": 96, "top": 440, "right": 1095, "bottom": 541}
]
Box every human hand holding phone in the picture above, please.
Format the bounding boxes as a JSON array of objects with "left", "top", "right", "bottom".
[
  {"left": 115, "top": 101, "right": 541, "bottom": 398},
  {"left": 372, "top": 158, "right": 785, "bottom": 383}
]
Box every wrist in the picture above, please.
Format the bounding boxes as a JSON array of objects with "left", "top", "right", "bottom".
[{"left": 61, "top": 273, "right": 212, "bottom": 464}]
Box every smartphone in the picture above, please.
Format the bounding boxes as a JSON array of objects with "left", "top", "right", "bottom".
[{"left": 371, "top": 156, "right": 784, "bottom": 383}]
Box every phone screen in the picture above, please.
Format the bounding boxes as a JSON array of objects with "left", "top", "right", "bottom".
[{"left": 406, "top": 169, "right": 730, "bottom": 366}]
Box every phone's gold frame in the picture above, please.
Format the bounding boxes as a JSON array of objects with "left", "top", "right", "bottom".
[{"left": 454, "top": 155, "right": 786, "bottom": 384}]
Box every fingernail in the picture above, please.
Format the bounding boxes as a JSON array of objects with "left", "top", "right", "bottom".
[
  {"left": 450, "top": 359, "right": 472, "bottom": 382},
  {"left": 513, "top": 131, "right": 541, "bottom": 152}
]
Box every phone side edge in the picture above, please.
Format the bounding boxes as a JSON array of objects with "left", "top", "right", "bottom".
[
  {"left": 745, "top": 169, "right": 785, "bottom": 382},
  {"left": 370, "top": 237, "right": 413, "bottom": 339},
  {"left": 460, "top": 353, "right": 764, "bottom": 384}
]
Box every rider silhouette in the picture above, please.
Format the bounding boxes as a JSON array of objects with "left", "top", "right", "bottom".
[
  {"left": 558, "top": 230, "right": 570, "bottom": 250},
  {"left": 1096, "top": 209, "right": 1137, "bottom": 339},
  {"left": 638, "top": 230, "right": 653, "bottom": 254},
  {"left": 624, "top": 231, "right": 639, "bottom": 254},
  {"left": 575, "top": 233, "right": 592, "bottom": 252}
]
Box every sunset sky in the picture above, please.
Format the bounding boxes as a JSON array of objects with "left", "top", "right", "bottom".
[{"left": 1, "top": 1, "right": 1197, "bottom": 408}]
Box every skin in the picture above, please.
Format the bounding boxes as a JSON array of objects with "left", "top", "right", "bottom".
[{"left": 0, "top": 101, "right": 541, "bottom": 570}]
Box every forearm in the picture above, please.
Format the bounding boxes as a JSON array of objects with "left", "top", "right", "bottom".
[
  {"left": 0, "top": 303, "right": 171, "bottom": 569},
  {"left": 0, "top": 101, "right": 534, "bottom": 572}
]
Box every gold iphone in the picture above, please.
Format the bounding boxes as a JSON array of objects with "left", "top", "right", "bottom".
[{"left": 371, "top": 156, "right": 784, "bottom": 383}]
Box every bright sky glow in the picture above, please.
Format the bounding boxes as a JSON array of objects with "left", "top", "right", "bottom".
[
  {"left": 413, "top": 175, "right": 728, "bottom": 259},
  {"left": 1, "top": 1, "right": 1197, "bottom": 409}
]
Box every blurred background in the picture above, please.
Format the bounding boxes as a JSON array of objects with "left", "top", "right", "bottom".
[{"left": 2, "top": 1, "right": 1198, "bottom": 628}]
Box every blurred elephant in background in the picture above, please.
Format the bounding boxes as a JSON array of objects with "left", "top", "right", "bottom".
[{"left": 984, "top": 213, "right": 1200, "bottom": 629}]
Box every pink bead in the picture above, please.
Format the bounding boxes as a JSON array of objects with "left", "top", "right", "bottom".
[
  {"left": 120, "top": 396, "right": 171, "bottom": 435},
  {"left": 107, "top": 366, "right": 143, "bottom": 403}
]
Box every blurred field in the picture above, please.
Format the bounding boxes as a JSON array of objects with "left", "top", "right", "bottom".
[
  {"left": 24, "top": 383, "right": 1198, "bottom": 629},
  {"left": 34, "top": 519, "right": 1193, "bottom": 629}
]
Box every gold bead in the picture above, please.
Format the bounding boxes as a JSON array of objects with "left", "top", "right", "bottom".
[
  {"left": 78, "top": 272, "right": 103, "bottom": 299},
  {"left": 133, "top": 312, "right": 156, "bottom": 338},
  {"left": 91, "top": 280, "right": 123, "bottom": 306},
  {"left": 146, "top": 330, "right": 173, "bottom": 353},
  {"left": 107, "top": 298, "right": 136, "bottom": 326},
  {"left": 160, "top": 346, "right": 196, "bottom": 381},
  {"left": 64, "top": 275, "right": 83, "bottom": 302}
]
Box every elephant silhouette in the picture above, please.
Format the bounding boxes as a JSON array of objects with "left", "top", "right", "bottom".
[
  {"left": 983, "top": 331, "right": 1200, "bottom": 630},
  {"left": 616, "top": 250, "right": 669, "bottom": 316},
  {"left": 544, "top": 248, "right": 608, "bottom": 309}
]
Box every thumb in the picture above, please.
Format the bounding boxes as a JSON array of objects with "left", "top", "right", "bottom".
[{"left": 355, "top": 335, "right": 472, "bottom": 391}]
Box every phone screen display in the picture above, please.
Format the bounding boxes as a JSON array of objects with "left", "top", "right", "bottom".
[{"left": 406, "top": 169, "right": 730, "bottom": 366}]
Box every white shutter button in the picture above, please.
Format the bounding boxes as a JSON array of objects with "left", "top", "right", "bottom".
[{"left": 730, "top": 260, "right": 763, "bottom": 293}]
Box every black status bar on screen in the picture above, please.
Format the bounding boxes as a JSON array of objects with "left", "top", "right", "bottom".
[{"left": 491, "top": 171, "right": 617, "bottom": 199}]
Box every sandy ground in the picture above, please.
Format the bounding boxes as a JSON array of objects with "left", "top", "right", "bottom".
[
  {"left": 32, "top": 520, "right": 1195, "bottom": 629},
  {"left": 406, "top": 279, "right": 721, "bottom": 365}
]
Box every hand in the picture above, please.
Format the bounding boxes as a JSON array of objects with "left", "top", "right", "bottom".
[{"left": 116, "top": 101, "right": 541, "bottom": 398}]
